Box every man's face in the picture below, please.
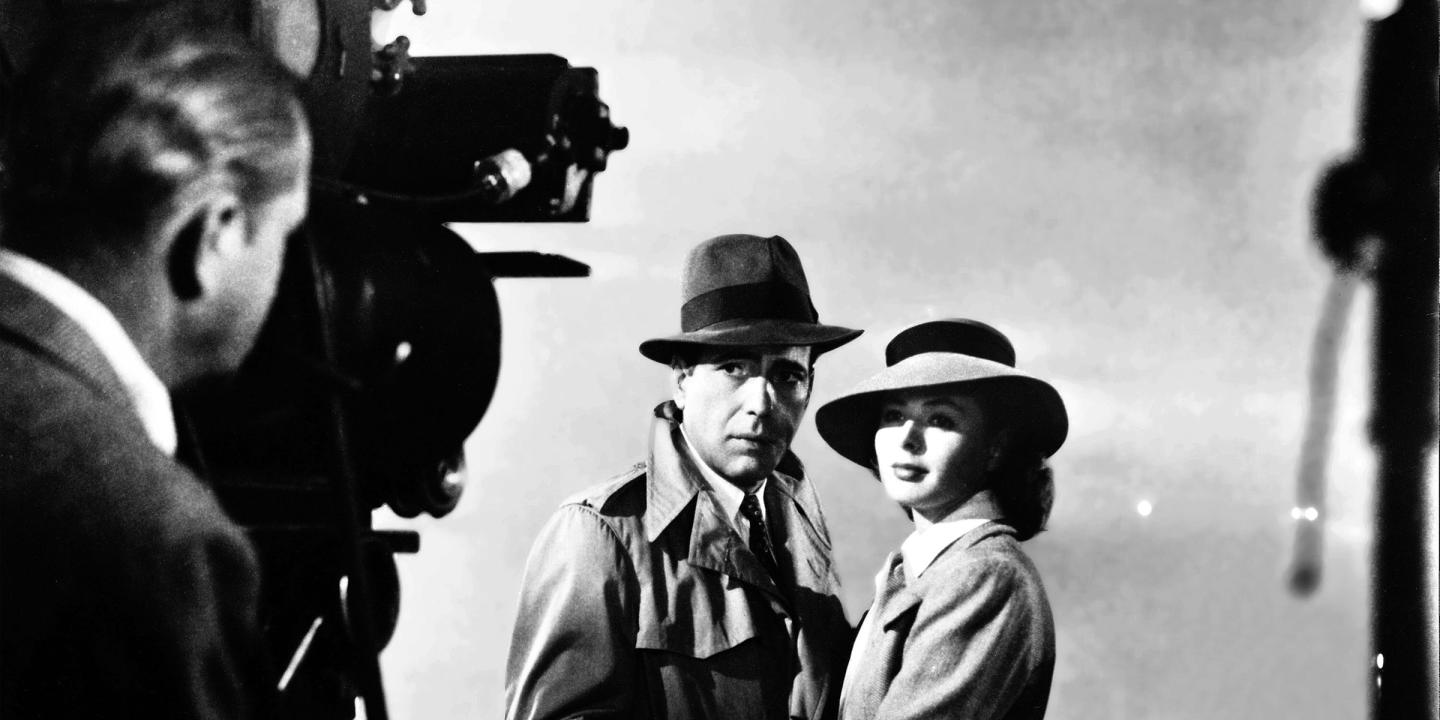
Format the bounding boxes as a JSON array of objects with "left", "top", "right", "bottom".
[
  {"left": 205, "top": 134, "right": 311, "bottom": 373},
  {"left": 211, "top": 181, "right": 308, "bottom": 371},
  {"left": 674, "top": 344, "right": 813, "bottom": 488}
]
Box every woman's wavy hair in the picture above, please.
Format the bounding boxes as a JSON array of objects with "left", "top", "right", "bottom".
[
  {"left": 985, "top": 427, "right": 1055, "bottom": 541},
  {"left": 970, "top": 385, "right": 1054, "bottom": 540}
]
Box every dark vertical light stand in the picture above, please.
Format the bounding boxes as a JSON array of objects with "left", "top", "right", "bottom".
[
  {"left": 1316, "top": 0, "right": 1440, "bottom": 717},
  {"left": 1363, "top": 2, "right": 1437, "bottom": 718}
]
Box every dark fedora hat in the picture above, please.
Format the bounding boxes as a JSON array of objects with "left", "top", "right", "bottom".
[
  {"left": 815, "top": 319, "right": 1068, "bottom": 468},
  {"left": 638, "top": 234, "right": 862, "bottom": 364}
]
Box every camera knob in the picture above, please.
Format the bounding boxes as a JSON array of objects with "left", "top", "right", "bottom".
[{"left": 371, "top": 36, "right": 414, "bottom": 97}]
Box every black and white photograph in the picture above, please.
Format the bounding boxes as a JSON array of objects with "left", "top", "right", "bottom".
[{"left": 1, "top": 1, "right": 1435, "bottom": 719}]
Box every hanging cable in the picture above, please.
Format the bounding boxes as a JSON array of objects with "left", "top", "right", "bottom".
[{"left": 1288, "top": 245, "right": 1373, "bottom": 596}]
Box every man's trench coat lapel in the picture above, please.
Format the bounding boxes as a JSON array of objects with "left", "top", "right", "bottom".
[{"left": 642, "top": 405, "right": 804, "bottom": 612}]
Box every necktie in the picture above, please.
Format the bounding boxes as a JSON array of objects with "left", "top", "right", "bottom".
[{"left": 739, "top": 492, "right": 782, "bottom": 580}]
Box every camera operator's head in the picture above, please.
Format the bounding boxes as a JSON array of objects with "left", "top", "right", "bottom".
[{"left": 0, "top": 9, "right": 311, "bottom": 390}]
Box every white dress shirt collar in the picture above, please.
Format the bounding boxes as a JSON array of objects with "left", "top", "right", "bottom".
[
  {"left": 0, "top": 249, "right": 178, "bottom": 456},
  {"left": 679, "top": 425, "right": 768, "bottom": 536},
  {"left": 900, "top": 515, "right": 992, "bottom": 584}
]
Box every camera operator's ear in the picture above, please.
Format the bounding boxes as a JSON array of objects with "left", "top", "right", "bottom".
[{"left": 166, "top": 196, "right": 243, "bottom": 302}]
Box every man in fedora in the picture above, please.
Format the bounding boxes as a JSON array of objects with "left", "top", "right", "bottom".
[{"left": 505, "top": 234, "right": 861, "bottom": 720}]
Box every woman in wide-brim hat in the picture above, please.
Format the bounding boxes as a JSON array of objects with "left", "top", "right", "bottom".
[{"left": 816, "top": 318, "right": 1067, "bottom": 720}]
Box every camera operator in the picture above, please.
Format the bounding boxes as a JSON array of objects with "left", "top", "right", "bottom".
[{"left": 0, "top": 10, "right": 310, "bottom": 719}]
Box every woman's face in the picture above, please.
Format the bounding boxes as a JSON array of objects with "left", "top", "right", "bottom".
[{"left": 874, "top": 391, "right": 993, "bottom": 522}]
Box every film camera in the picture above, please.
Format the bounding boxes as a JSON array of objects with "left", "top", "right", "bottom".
[{"left": 0, "top": 1, "right": 627, "bottom": 717}]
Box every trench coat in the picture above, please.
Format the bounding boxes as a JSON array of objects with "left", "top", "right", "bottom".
[
  {"left": 504, "top": 402, "right": 852, "bottom": 720},
  {"left": 838, "top": 522, "right": 1055, "bottom": 720},
  {"left": 0, "top": 272, "right": 267, "bottom": 719}
]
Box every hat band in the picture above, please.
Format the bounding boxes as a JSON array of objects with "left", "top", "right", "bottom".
[
  {"left": 886, "top": 323, "right": 1016, "bottom": 367},
  {"left": 681, "top": 280, "right": 816, "bottom": 332}
]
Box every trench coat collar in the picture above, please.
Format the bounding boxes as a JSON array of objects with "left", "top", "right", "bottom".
[
  {"left": 643, "top": 401, "right": 833, "bottom": 600},
  {"left": 879, "top": 520, "right": 1016, "bottom": 630}
]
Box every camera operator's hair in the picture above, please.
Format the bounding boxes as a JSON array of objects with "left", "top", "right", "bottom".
[{"left": 0, "top": 9, "right": 306, "bottom": 261}]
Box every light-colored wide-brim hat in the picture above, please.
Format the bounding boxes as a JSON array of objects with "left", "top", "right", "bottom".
[
  {"left": 638, "top": 234, "right": 862, "bottom": 363},
  {"left": 815, "top": 318, "right": 1068, "bottom": 468}
]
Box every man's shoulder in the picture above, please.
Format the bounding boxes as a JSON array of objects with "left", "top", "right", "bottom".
[
  {"left": 1, "top": 355, "right": 237, "bottom": 550},
  {"left": 0, "top": 274, "right": 127, "bottom": 400},
  {"left": 0, "top": 327, "right": 127, "bottom": 448},
  {"left": 521, "top": 463, "right": 654, "bottom": 567},
  {"left": 560, "top": 461, "right": 650, "bottom": 517}
]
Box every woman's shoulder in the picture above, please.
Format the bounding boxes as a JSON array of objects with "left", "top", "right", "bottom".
[{"left": 922, "top": 522, "right": 1047, "bottom": 595}]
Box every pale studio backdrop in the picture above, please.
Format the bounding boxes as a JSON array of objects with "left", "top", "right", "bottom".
[{"left": 361, "top": 1, "right": 1415, "bottom": 717}]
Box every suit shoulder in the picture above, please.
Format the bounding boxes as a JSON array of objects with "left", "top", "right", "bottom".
[
  {"left": 560, "top": 461, "right": 648, "bottom": 517},
  {"left": 1, "top": 384, "right": 241, "bottom": 550}
]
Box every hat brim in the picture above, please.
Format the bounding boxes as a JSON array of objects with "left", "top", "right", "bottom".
[
  {"left": 639, "top": 318, "right": 863, "bottom": 364},
  {"left": 815, "top": 352, "right": 1068, "bottom": 469}
]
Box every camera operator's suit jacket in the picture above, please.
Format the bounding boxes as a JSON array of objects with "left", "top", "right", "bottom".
[
  {"left": 0, "top": 274, "right": 266, "bottom": 720},
  {"left": 505, "top": 402, "right": 853, "bottom": 720}
]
